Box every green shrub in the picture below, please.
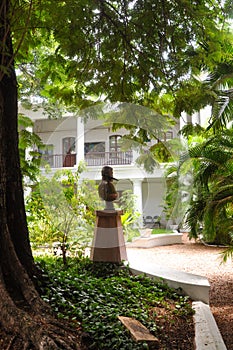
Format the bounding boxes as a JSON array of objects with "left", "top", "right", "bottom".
[{"left": 35, "top": 256, "right": 194, "bottom": 350}]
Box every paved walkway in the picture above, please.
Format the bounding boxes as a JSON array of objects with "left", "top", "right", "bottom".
[
  {"left": 126, "top": 233, "right": 233, "bottom": 349},
  {"left": 126, "top": 235, "right": 232, "bottom": 278}
]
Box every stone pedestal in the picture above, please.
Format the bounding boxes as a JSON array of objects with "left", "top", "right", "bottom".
[{"left": 90, "top": 210, "right": 128, "bottom": 263}]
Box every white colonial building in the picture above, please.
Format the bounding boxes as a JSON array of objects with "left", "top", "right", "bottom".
[{"left": 20, "top": 104, "right": 210, "bottom": 228}]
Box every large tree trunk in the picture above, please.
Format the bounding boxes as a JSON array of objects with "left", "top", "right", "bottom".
[
  {"left": 1, "top": 17, "right": 35, "bottom": 278},
  {"left": 0, "top": 2, "right": 83, "bottom": 349}
]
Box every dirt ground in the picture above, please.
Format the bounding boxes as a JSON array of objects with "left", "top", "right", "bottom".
[{"left": 126, "top": 233, "right": 233, "bottom": 349}]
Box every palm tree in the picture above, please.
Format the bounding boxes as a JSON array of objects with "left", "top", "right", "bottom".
[
  {"left": 182, "top": 129, "right": 233, "bottom": 246},
  {"left": 174, "top": 50, "right": 233, "bottom": 260},
  {"left": 202, "top": 47, "right": 233, "bottom": 131}
]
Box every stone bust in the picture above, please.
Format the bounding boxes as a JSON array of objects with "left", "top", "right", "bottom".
[{"left": 98, "top": 166, "right": 118, "bottom": 210}]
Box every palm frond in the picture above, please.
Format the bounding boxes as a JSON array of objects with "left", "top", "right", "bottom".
[
  {"left": 208, "top": 90, "right": 233, "bottom": 131},
  {"left": 185, "top": 198, "right": 207, "bottom": 238},
  {"left": 220, "top": 244, "right": 233, "bottom": 263}
]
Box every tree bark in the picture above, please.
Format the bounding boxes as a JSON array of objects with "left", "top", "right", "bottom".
[
  {"left": 0, "top": 2, "right": 83, "bottom": 348},
  {"left": 1, "top": 21, "right": 35, "bottom": 278}
]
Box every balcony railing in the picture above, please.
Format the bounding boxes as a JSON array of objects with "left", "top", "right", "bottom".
[
  {"left": 85, "top": 151, "right": 133, "bottom": 166},
  {"left": 40, "top": 151, "right": 133, "bottom": 168},
  {"left": 40, "top": 154, "right": 76, "bottom": 168}
]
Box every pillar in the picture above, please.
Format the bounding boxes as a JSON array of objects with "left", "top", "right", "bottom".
[
  {"left": 192, "top": 111, "right": 201, "bottom": 125},
  {"left": 76, "top": 117, "right": 85, "bottom": 164},
  {"left": 90, "top": 210, "right": 127, "bottom": 263}
]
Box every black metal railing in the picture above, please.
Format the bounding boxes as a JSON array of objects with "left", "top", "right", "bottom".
[
  {"left": 40, "top": 151, "right": 133, "bottom": 168},
  {"left": 85, "top": 151, "right": 133, "bottom": 166},
  {"left": 40, "top": 153, "right": 76, "bottom": 168}
]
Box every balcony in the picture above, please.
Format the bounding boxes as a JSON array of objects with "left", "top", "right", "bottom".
[
  {"left": 40, "top": 151, "right": 133, "bottom": 168},
  {"left": 85, "top": 151, "right": 133, "bottom": 166}
]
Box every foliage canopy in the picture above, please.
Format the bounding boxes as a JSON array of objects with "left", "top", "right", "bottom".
[{"left": 15, "top": 0, "right": 232, "bottom": 113}]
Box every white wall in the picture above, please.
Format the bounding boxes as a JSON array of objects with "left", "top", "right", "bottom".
[
  {"left": 34, "top": 116, "right": 128, "bottom": 154},
  {"left": 34, "top": 117, "right": 77, "bottom": 154},
  {"left": 142, "top": 179, "right": 165, "bottom": 218}
]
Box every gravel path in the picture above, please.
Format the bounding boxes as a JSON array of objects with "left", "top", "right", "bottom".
[{"left": 126, "top": 233, "right": 233, "bottom": 349}]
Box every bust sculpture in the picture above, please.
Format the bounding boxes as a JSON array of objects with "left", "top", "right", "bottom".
[
  {"left": 98, "top": 166, "right": 118, "bottom": 210},
  {"left": 91, "top": 166, "right": 127, "bottom": 262}
]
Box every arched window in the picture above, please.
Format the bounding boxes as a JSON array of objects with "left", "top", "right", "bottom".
[
  {"left": 62, "top": 137, "right": 76, "bottom": 167},
  {"left": 63, "top": 137, "right": 76, "bottom": 154},
  {"left": 109, "top": 135, "right": 122, "bottom": 152}
]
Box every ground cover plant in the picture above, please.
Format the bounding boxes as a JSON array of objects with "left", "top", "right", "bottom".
[{"left": 36, "top": 256, "right": 195, "bottom": 349}]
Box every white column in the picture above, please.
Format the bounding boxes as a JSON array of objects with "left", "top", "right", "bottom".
[
  {"left": 192, "top": 111, "right": 201, "bottom": 125},
  {"left": 76, "top": 117, "right": 85, "bottom": 165},
  {"left": 180, "top": 112, "right": 193, "bottom": 129},
  {"left": 132, "top": 179, "right": 143, "bottom": 227}
]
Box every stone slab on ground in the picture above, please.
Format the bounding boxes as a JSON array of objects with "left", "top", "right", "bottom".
[
  {"left": 193, "top": 302, "right": 227, "bottom": 350},
  {"left": 118, "top": 316, "right": 159, "bottom": 348}
]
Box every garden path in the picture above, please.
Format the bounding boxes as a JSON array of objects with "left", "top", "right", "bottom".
[{"left": 126, "top": 233, "right": 233, "bottom": 350}]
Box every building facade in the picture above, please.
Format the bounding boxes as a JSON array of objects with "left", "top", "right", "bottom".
[{"left": 20, "top": 105, "right": 210, "bottom": 228}]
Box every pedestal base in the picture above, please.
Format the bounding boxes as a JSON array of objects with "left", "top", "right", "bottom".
[{"left": 90, "top": 210, "right": 128, "bottom": 263}]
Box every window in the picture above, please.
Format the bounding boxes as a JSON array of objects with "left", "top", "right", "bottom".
[
  {"left": 109, "top": 135, "right": 122, "bottom": 152},
  {"left": 39, "top": 144, "right": 54, "bottom": 167},
  {"left": 165, "top": 131, "right": 173, "bottom": 140},
  {"left": 84, "top": 142, "right": 105, "bottom": 154},
  {"left": 62, "top": 137, "right": 76, "bottom": 167},
  {"left": 63, "top": 137, "right": 76, "bottom": 155},
  {"left": 156, "top": 131, "right": 173, "bottom": 143}
]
